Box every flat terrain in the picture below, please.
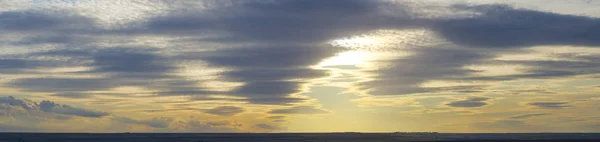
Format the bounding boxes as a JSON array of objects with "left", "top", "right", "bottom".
[{"left": 0, "top": 133, "right": 599, "bottom": 142}]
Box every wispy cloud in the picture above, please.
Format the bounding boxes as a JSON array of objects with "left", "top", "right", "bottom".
[
  {"left": 528, "top": 102, "right": 570, "bottom": 109},
  {"left": 446, "top": 97, "right": 490, "bottom": 108}
]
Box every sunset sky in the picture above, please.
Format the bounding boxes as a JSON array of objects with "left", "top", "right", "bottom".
[{"left": 1, "top": 0, "right": 600, "bottom": 133}]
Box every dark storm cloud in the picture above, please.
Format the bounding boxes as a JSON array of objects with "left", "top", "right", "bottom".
[
  {"left": 435, "top": 4, "right": 600, "bottom": 48},
  {"left": 446, "top": 97, "right": 490, "bottom": 108},
  {"left": 201, "top": 106, "right": 245, "bottom": 116},
  {"left": 267, "top": 106, "right": 328, "bottom": 114},
  {"left": 0, "top": 96, "right": 108, "bottom": 118},
  {"left": 528, "top": 102, "right": 569, "bottom": 109}
]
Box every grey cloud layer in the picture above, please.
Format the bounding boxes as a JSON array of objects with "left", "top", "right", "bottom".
[
  {"left": 2, "top": 0, "right": 600, "bottom": 105},
  {"left": 0, "top": 11, "right": 96, "bottom": 32},
  {"left": 202, "top": 106, "right": 244, "bottom": 116},
  {"left": 268, "top": 106, "right": 328, "bottom": 114},
  {"left": 509, "top": 113, "right": 551, "bottom": 119},
  {"left": 0, "top": 96, "right": 108, "bottom": 118},
  {"left": 437, "top": 4, "right": 600, "bottom": 48},
  {"left": 528, "top": 102, "right": 569, "bottom": 109},
  {"left": 446, "top": 97, "right": 490, "bottom": 108},
  {"left": 0, "top": 96, "right": 239, "bottom": 132}
]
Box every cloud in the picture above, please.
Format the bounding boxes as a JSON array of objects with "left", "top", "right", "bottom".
[
  {"left": 0, "top": 58, "right": 65, "bottom": 74},
  {"left": 350, "top": 3, "right": 600, "bottom": 96},
  {"left": 528, "top": 102, "right": 569, "bottom": 109},
  {"left": 201, "top": 106, "right": 244, "bottom": 116},
  {"left": 266, "top": 116, "right": 285, "bottom": 119},
  {"left": 136, "top": 0, "right": 414, "bottom": 104},
  {"left": 38, "top": 100, "right": 108, "bottom": 118},
  {"left": 509, "top": 113, "right": 551, "bottom": 119},
  {"left": 205, "top": 121, "right": 243, "bottom": 128},
  {"left": 446, "top": 97, "right": 490, "bottom": 108},
  {"left": 88, "top": 49, "right": 174, "bottom": 75},
  {"left": 3, "top": 0, "right": 598, "bottom": 103},
  {"left": 176, "top": 120, "right": 241, "bottom": 132},
  {"left": 9, "top": 78, "right": 116, "bottom": 92},
  {"left": 0, "top": 11, "right": 95, "bottom": 32},
  {"left": 113, "top": 117, "right": 241, "bottom": 132},
  {"left": 0, "top": 59, "right": 29, "bottom": 70},
  {"left": 2, "top": 0, "right": 600, "bottom": 133},
  {"left": 144, "top": 0, "right": 406, "bottom": 42},
  {"left": 435, "top": 4, "right": 600, "bottom": 48},
  {"left": 358, "top": 47, "right": 490, "bottom": 96},
  {"left": 8, "top": 48, "right": 206, "bottom": 98},
  {"left": 268, "top": 106, "right": 328, "bottom": 114},
  {"left": 190, "top": 45, "right": 339, "bottom": 105},
  {"left": 254, "top": 123, "right": 283, "bottom": 130},
  {"left": 112, "top": 117, "right": 173, "bottom": 128},
  {"left": 37, "top": 101, "right": 103, "bottom": 118},
  {"left": 266, "top": 116, "right": 286, "bottom": 123},
  {"left": 0, "top": 96, "right": 37, "bottom": 110},
  {"left": 15, "top": 35, "right": 91, "bottom": 45},
  {"left": 246, "top": 97, "right": 308, "bottom": 106},
  {"left": 51, "top": 92, "right": 92, "bottom": 99},
  {"left": 0, "top": 96, "right": 108, "bottom": 118}
]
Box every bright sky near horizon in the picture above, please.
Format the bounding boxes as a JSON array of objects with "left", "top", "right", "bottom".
[{"left": 1, "top": 0, "right": 600, "bottom": 133}]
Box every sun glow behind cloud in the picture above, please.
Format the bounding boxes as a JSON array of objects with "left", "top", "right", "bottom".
[
  {"left": 329, "top": 36, "right": 376, "bottom": 49},
  {"left": 2, "top": 0, "right": 600, "bottom": 133},
  {"left": 315, "top": 51, "right": 374, "bottom": 68}
]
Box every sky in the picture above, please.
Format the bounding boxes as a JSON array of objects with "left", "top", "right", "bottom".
[{"left": 1, "top": 0, "right": 600, "bottom": 133}]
